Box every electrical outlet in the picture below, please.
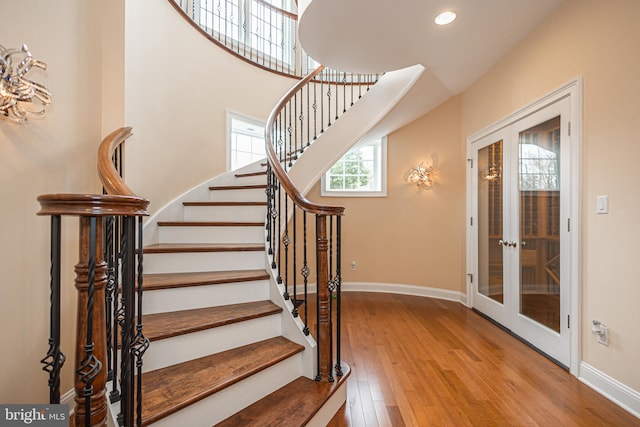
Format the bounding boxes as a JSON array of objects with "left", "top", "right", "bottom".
[{"left": 597, "top": 325, "right": 609, "bottom": 346}]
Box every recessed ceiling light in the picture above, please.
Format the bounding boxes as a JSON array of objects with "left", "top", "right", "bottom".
[{"left": 435, "top": 10, "right": 456, "bottom": 26}]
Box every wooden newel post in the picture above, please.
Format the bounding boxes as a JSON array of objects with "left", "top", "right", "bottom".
[
  {"left": 74, "top": 216, "right": 108, "bottom": 427},
  {"left": 316, "top": 215, "right": 332, "bottom": 381}
]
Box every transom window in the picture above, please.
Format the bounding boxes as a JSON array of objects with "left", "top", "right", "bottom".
[{"left": 321, "top": 137, "right": 387, "bottom": 197}]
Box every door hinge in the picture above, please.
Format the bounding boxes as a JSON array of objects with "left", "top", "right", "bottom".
[
  {"left": 567, "top": 314, "right": 571, "bottom": 328},
  {"left": 470, "top": 217, "right": 473, "bottom": 226},
  {"left": 567, "top": 218, "right": 571, "bottom": 232},
  {"left": 568, "top": 121, "right": 571, "bottom": 136},
  {"left": 467, "top": 273, "right": 473, "bottom": 284},
  {"left": 467, "top": 158, "right": 474, "bottom": 168}
]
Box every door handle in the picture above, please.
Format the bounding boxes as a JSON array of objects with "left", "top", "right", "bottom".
[{"left": 498, "top": 239, "right": 518, "bottom": 248}]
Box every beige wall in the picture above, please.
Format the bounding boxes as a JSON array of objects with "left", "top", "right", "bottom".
[
  {"left": 0, "top": 1, "right": 104, "bottom": 403},
  {"left": 312, "top": 0, "right": 640, "bottom": 394},
  {"left": 461, "top": 0, "right": 640, "bottom": 392},
  {"left": 308, "top": 96, "right": 466, "bottom": 291}
]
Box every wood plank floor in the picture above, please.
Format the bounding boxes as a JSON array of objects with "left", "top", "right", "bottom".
[{"left": 327, "top": 292, "right": 638, "bottom": 426}]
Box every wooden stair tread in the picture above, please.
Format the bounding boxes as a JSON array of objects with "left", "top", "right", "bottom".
[
  {"left": 235, "top": 171, "right": 267, "bottom": 178},
  {"left": 183, "top": 201, "right": 267, "bottom": 206},
  {"left": 143, "top": 243, "right": 264, "bottom": 253},
  {"left": 157, "top": 221, "right": 264, "bottom": 227},
  {"left": 215, "top": 364, "right": 351, "bottom": 427},
  {"left": 209, "top": 184, "right": 267, "bottom": 190},
  {"left": 143, "top": 300, "right": 282, "bottom": 341},
  {"left": 142, "top": 269, "right": 269, "bottom": 291},
  {"left": 141, "top": 337, "right": 305, "bottom": 425}
]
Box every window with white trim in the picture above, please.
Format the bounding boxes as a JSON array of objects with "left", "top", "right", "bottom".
[
  {"left": 321, "top": 137, "right": 387, "bottom": 197},
  {"left": 228, "top": 113, "right": 266, "bottom": 170}
]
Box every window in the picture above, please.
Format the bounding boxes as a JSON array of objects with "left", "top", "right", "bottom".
[
  {"left": 321, "top": 137, "right": 387, "bottom": 197},
  {"left": 197, "top": 0, "right": 296, "bottom": 67},
  {"left": 228, "top": 112, "right": 266, "bottom": 170}
]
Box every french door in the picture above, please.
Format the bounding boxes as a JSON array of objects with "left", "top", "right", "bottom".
[{"left": 469, "top": 95, "right": 573, "bottom": 367}]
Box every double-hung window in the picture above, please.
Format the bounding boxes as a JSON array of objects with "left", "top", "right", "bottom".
[{"left": 321, "top": 137, "right": 387, "bottom": 197}]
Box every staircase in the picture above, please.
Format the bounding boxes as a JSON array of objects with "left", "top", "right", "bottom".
[{"left": 133, "top": 163, "right": 347, "bottom": 426}]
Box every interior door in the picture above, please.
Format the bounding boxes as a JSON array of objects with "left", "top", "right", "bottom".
[
  {"left": 508, "top": 97, "right": 571, "bottom": 366},
  {"left": 470, "top": 96, "right": 571, "bottom": 367}
]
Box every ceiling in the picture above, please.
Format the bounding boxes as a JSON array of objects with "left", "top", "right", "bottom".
[{"left": 298, "top": 0, "right": 564, "bottom": 128}]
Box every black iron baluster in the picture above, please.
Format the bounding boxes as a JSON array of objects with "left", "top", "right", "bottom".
[
  {"left": 342, "top": 72, "right": 347, "bottom": 113},
  {"left": 335, "top": 70, "right": 339, "bottom": 121},
  {"left": 283, "top": 193, "right": 290, "bottom": 300},
  {"left": 313, "top": 78, "right": 318, "bottom": 140},
  {"left": 110, "top": 216, "right": 121, "bottom": 404},
  {"left": 306, "top": 81, "right": 311, "bottom": 146},
  {"left": 350, "top": 72, "right": 354, "bottom": 106},
  {"left": 358, "top": 74, "right": 362, "bottom": 99},
  {"left": 42, "top": 215, "right": 65, "bottom": 404},
  {"left": 327, "top": 71, "right": 332, "bottom": 127},
  {"left": 293, "top": 92, "right": 298, "bottom": 160},
  {"left": 118, "top": 216, "right": 136, "bottom": 427},
  {"left": 301, "top": 211, "right": 310, "bottom": 335},
  {"left": 133, "top": 217, "right": 149, "bottom": 427},
  {"left": 287, "top": 102, "right": 293, "bottom": 167},
  {"left": 78, "top": 217, "right": 102, "bottom": 427},
  {"left": 104, "top": 216, "right": 115, "bottom": 384},
  {"left": 314, "top": 214, "right": 321, "bottom": 381},
  {"left": 292, "top": 206, "right": 298, "bottom": 317},
  {"left": 335, "top": 215, "right": 343, "bottom": 377},
  {"left": 327, "top": 216, "right": 335, "bottom": 383},
  {"left": 320, "top": 72, "right": 324, "bottom": 133}
]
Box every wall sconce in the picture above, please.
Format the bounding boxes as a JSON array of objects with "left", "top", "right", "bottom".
[
  {"left": 0, "top": 44, "right": 52, "bottom": 123},
  {"left": 480, "top": 165, "right": 501, "bottom": 182},
  {"left": 407, "top": 162, "right": 436, "bottom": 188}
]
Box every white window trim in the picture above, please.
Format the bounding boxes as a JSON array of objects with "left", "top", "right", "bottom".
[
  {"left": 226, "top": 110, "right": 266, "bottom": 171},
  {"left": 321, "top": 136, "right": 387, "bottom": 197}
]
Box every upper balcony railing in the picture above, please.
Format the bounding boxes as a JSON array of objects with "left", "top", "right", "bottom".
[{"left": 169, "top": 0, "right": 328, "bottom": 78}]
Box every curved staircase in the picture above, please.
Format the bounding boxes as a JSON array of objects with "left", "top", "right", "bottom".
[{"left": 134, "top": 163, "right": 347, "bottom": 426}]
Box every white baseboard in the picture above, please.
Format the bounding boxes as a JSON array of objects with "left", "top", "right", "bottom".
[
  {"left": 301, "top": 281, "right": 465, "bottom": 304},
  {"left": 342, "top": 281, "right": 466, "bottom": 304},
  {"left": 579, "top": 362, "right": 640, "bottom": 419},
  {"left": 60, "top": 388, "right": 74, "bottom": 411}
]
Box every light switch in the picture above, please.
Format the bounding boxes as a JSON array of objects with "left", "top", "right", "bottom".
[{"left": 596, "top": 195, "right": 608, "bottom": 214}]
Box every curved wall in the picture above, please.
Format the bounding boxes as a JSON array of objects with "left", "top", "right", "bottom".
[{"left": 123, "top": 0, "right": 296, "bottom": 215}]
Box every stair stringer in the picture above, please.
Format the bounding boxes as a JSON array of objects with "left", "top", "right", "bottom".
[
  {"left": 264, "top": 255, "right": 319, "bottom": 380},
  {"left": 287, "top": 64, "right": 426, "bottom": 197}
]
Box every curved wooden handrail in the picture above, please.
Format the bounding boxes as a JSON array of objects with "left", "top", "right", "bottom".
[
  {"left": 256, "top": 0, "right": 298, "bottom": 19},
  {"left": 98, "top": 127, "right": 136, "bottom": 196},
  {"left": 37, "top": 193, "right": 149, "bottom": 217},
  {"left": 265, "top": 65, "right": 345, "bottom": 216}
]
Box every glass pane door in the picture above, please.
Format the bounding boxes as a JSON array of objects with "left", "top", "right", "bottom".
[
  {"left": 518, "top": 117, "right": 561, "bottom": 332},
  {"left": 478, "top": 141, "right": 504, "bottom": 303}
]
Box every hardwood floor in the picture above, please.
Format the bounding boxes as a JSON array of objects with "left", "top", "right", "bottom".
[{"left": 327, "top": 292, "right": 638, "bottom": 426}]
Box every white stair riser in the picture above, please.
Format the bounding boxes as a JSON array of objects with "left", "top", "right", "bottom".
[
  {"left": 148, "top": 354, "right": 303, "bottom": 427},
  {"left": 184, "top": 205, "right": 266, "bottom": 222},
  {"left": 143, "top": 315, "right": 282, "bottom": 372},
  {"left": 158, "top": 225, "right": 265, "bottom": 244},
  {"left": 209, "top": 188, "right": 266, "bottom": 202},
  {"left": 141, "top": 280, "right": 270, "bottom": 315},
  {"left": 233, "top": 174, "right": 267, "bottom": 185},
  {"left": 144, "top": 251, "right": 266, "bottom": 274}
]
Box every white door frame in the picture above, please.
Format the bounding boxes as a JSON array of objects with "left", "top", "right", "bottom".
[{"left": 465, "top": 77, "right": 582, "bottom": 375}]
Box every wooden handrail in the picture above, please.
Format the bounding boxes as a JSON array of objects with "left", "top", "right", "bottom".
[
  {"left": 37, "top": 193, "right": 149, "bottom": 217},
  {"left": 98, "top": 127, "right": 138, "bottom": 197},
  {"left": 265, "top": 65, "right": 345, "bottom": 216},
  {"left": 256, "top": 0, "right": 298, "bottom": 19}
]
